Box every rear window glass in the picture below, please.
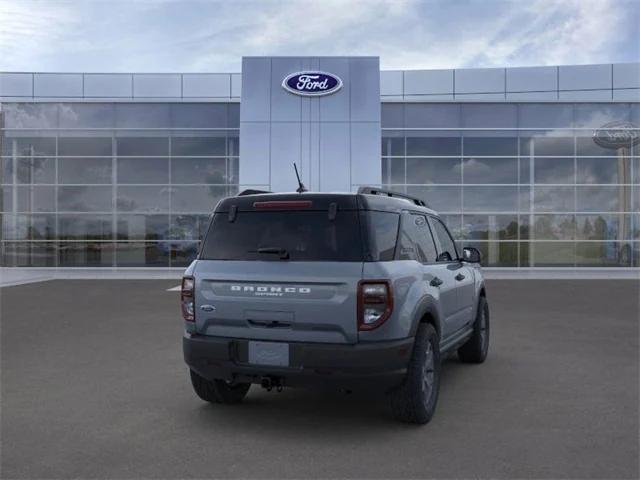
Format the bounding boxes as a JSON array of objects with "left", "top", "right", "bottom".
[{"left": 200, "top": 211, "right": 363, "bottom": 261}]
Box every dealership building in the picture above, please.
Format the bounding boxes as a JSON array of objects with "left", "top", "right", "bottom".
[{"left": 0, "top": 57, "right": 638, "bottom": 270}]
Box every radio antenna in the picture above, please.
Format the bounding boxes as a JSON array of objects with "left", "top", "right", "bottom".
[{"left": 293, "top": 163, "right": 307, "bottom": 193}]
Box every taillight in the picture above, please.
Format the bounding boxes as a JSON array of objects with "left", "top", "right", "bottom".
[
  {"left": 358, "top": 280, "right": 393, "bottom": 331},
  {"left": 181, "top": 276, "right": 195, "bottom": 322}
]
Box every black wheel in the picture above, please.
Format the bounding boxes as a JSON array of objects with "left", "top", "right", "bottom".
[
  {"left": 189, "top": 370, "right": 251, "bottom": 404},
  {"left": 458, "top": 295, "right": 490, "bottom": 363},
  {"left": 389, "top": 323, "right": 441, "bottom": 424}
]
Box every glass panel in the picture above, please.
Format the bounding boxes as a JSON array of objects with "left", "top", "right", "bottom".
[
  {"left": 406, "top": 134, "right": 461, "bottom": 156},
  {"left": 12, "top": 157, "right": 56, "bottom": 184},
  {"left": 576, "top": 136, "right": 625, "bottom": 156},
  {"left": 381, "top": 104, "right": 404, "bottom": 128},
  {"left": 462, "top": 157, "right": 518, "bottom": 184},
  {"left": 633, "top": 214, "right": 640, "bottom": 240},
  {"left": 58, "top": 214, "right": 113, "bottom": 240},
  {"left": 1, "top": 214, "right": 56, "bottom": 240},
  {"left": 114, "top": 104, "right": 171, "bottom": 128},
  {"left": 170, "top": 241, "right": 200, "bottom": 267},
  {"left": 171, "top": 157, "right": 226, "bottom": 184},
  {"left": 461, "top": 104, "right": 517, "bottom": 128},
  {"left": 461, "top": 215, "right": 519, "bottom": 240},
  {"left": 116, "top": 186, "right": 170, "bottom": 213},
  {"left": 382, "top": 158, "right": 405, "bottom": 184},
  {"left": 171, "top": 185, "right": 227, "bottom": 213},
  {"left": 574, "top": 104, "right": 631, "bottom": 128},
  {"left": 440, "top": 214, "right": 462, "bottom": 240},
  {"left": 171, "top": 136, "right": 226, "bottom": 156},
  {"left": 169, "top": 214, "right": 210, "bottom": 240},
  {"left": 406, "top": 186, "right": 461, "bottom": 212},
  {"left": 381, "top": 133, "right": 404, "bottom": 156},
  {"left": 462, "top": 241, "right": 518, "bottom": 267},
  {"left": 520, "top": 136, "right": 574, "bottom": 156},
  {"left": 534, "top": 186, "right": 575, "bottom": 212},
  {"left": 58, "top": 158, "right": 112, "bottom": 184},
  {"left": 530, "top": 242, "right": 575, "bottom": 266},
  {"left": 1, "top": 136, "right": 55, "bottom": 156},
  {"left": 463, "top": 137, "right": 518, "bottom": 156},
  {"left": 576, "top": 214, "right": 632, "bottom": 240},
  {"left": 59, "top": 104, "right": 115, "bottom": 128},
  {"left": 463, "top": 186, "right": 519, "bottom": 212},
  {"left": 633, "top": 158, "right": 640, "bottom": 184},
  {"left": 58, "top": 137, "right": 112, "bottom": 156},
  {"left": 116, "top": 137, "right": 169, "bottom": 156},
  {"left": 518, "top": 104, "right": 574, "bottom": 129},
  {"left": 1, "top": 104, "right": 58, "bottom": 128},
  {"left": 404, "top": 104, "right": 461, "bottom": 128},
  {"left": 228, "top": 104, "right": 240, "bottom": 128},
  {"left": 12, "top": 186, "right": 56, "bottom": 212},
  {"left": 576, "top": 157, "right": 630, "bottom": 184},
  {"left": 1, "top": 186, "right": 11, "bottom": 211},
  {"left": 227, "top": 132, "right": 239, "bottom": 157},
  {"left": 534, "top": 158, "right": 574, "bottom": 184},
  {"left": 115, "top": 242, "right": 170, "bottom": 266},
  {"left": 520, "top": 157, "right": 531, "bottom": 184},
  {"left": 2, "top": 242, "right": 57, "bottom": 267},
  {"left": 171, "top": 104, "right": 228, "bottom": 128},
  {"left": 58, "top": 242, "right": 114, "bottom": 267},
  {"left": 228, "top": 157, "right": 239, "bottom": 184},
  {"left": 575, "top": 242, "right": 633, "bottom": 267},
  {"left": 117, "top": 158, "right": 169, "bottom": 184},
  {"left": 576, "top": 186, "right": 628, "bottom": 212},
  {"left": 58, "top": 186, "right": 112, "bottom": 212},
  {"left": 406, "top": 158, "right": 461, "bottom": 184},
  {"left": 117, "top": 214, "right": 169, "bottom": 241},
  {"left": 532, "top": 215, "right": 576, "bottom": 240}
]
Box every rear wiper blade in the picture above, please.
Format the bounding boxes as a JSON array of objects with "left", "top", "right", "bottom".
[{"left": 250, "top": 247, "right": 290, "bottom": 260}]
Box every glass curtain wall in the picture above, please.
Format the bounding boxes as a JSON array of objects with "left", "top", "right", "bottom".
[
  {"left": 382, "top": 103, "right": 639, "bottom": 267},
  {"left": 0, "top": 102, "right": 239, "bottom": 267}
]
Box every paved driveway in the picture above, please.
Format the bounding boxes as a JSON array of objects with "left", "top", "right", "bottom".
[{"left": 1, "top": 279, "right": 638, "bottom": 479}]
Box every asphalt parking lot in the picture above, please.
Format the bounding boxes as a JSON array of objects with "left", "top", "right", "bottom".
[{"left": 1, "top": 279, "right": 638, "bottom": 479}]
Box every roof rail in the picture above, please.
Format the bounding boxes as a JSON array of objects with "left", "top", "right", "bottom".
[
  {"left": 357, "top": 186, "right": 428, "bottom": 208},
  {"left": 237, "top": 189, "right": 271, "bottom": 196}
]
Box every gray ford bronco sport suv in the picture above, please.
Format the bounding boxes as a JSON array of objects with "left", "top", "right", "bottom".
[{"left": 182, "top": 187, "right": 489, "bottom": 424}]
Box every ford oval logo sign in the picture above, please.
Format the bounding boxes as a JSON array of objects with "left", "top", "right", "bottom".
[
  {"left": 282, "top": 71, "right": 342, "bottom": 97},
  {"left": 593, "top": 121, "right": 640, "bottom": 149}
]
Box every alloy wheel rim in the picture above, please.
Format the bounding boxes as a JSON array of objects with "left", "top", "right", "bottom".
[{"left": 422, "top": 342, "right": 435, "bottom": 400}]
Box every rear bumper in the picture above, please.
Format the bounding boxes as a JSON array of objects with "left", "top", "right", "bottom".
[{"left": 183, "top": 333, "right": 414, "bottom": 390}]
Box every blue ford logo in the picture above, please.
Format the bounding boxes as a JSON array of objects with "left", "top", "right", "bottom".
[
  {"left": 282, "top": 71, "right": 342, "bottom": 96},
  {"left": 593, "top": 121, "right": 639, "bottom": 149}
]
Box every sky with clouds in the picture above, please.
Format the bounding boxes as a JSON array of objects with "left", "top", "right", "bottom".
[{"left": 0, "top": 0, "right": 638, "bottom": 73}]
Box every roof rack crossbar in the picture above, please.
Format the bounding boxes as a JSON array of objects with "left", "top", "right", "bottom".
[
  {"left": 357, "top": 186, "right": 428, "bottom": 207},
  {"left": 238, "top": 189, "right": 272, "bottom": 196}
]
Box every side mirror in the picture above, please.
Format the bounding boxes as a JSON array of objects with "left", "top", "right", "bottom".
[{"left": 462, "top": 247, "right": 481, "bottom": 264}]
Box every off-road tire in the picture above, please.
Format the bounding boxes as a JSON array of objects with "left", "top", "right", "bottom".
[
  {"left": 189, "top": 370, "right": 251, "bottom": 404},
  {"left": 457, "top": 295, "right": 490, "bottom": 364},
  {"left": 389, "top": 323, "right": 441, "bottom": 424}
]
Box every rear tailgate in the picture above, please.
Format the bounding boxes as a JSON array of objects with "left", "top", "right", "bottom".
[{"left": 194, "top": 260, "right": 362, "bottom": 344}]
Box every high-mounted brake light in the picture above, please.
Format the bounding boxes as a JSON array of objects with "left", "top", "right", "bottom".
[
  {"left": 181, "top": 276, "right": 195, "bottom": 322},
  {"left": 357, "top": 280, "right": 393, "bottom": 331},
  {"left": 253, "top": 200, "right": 313, "bottom": 209}
]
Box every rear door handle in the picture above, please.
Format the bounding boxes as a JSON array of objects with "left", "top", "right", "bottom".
[
  {"left": 430, "top": 277, "right": 443, "bottom": 287},
  {"left": 455, "top": 273, "right": 466, "bottom": 281}
]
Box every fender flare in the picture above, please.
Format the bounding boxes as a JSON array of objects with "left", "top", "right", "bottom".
[{"left": 409, "top": 295, "right": 442, "bottom": 339}]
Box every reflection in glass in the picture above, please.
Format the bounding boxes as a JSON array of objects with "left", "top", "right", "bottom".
[
  {"left": 59, "top": 214, "right": 112, "bottom": 240},
  {"left": 406, "top": 186, "right": 461, "bottom": 213},
  {"left": 1, "top": 137, "right": 55, "bottom": 156},
  {"left": 407, "top": 158, "right": 461, "bottom": 184},
  {"left": 406, "top": 136, "right": 461, "bottom": 156},
  {"left": 463, "top": 187, "right": 519, "bottom": 212},
  {"left": 11, "top": 157, "right": 56, "bottom": 184},
  {"left": 117, "top": 158, "right": 169, "bottom": 184},
  {"left": 116, "top": 186, "right": 170, "bottom": 213},
  {"left": 59, "top": 104, "right": 114, "bottom": 128},
  {"left": 520, "top": 136, "right": 574, "bottom": 156},
  {"left": 2, "top": 104, "right": 58, "bottom": 128},
  {"left": 171, "top": 136, "right": 226, "bottom": 156},
  {"left": 462, "top": 158, "right": 517, "bottom": 184},
  {"left": 530, "top": 242, "right": 575, "bottom": 267},
  {"left": 58, "top": 186, "right": 111, "bottom": 212},
  {"left": 170, "top": 214, "right": 210, "bottom": 240},
  {"left": 2, "top": 242, "right": 57, "bottom": 267},
  {"left": 575, "top": 242, "right": 632, "bottom": 267},
  {"left": 58, "top": 242, "right": 114, "bottom": 267},
  {"left": 171, "top": 185, "right": 227, "bottom": 213},
  {"left": 58, "top": 157, "right": 112, "bottom": 184},
  {"left": 13, "top": 186, "right": 56, "bottom": 212},
  {"left": 461, "top": 241, "right": 518, "bottom": 267},
  {"left": 58, "top": 137, "right": 112, "bottom": 156},
  {"left": 463, "top": 137, "right": 517, "bottom": 156},
  {"left": 381, "top": 135, "right": 404, "bottom": 156},
  {"left": 576, "top": 186, "right": 626, "bottom": 212},
  {"left": 576, "top": 157, "right": 629, "bottom": 184},
  {"left": 115, "top": 242, "right": 169, "bottom": 267},
  {"left": 171, "top": 158, "right": 226, "bottom": 184},
  {"left": 1, "top": 214, "right": 56, "bottom": 240},
  {"left": 575, "top": 214, "right": 631, "bottom": 240},
  {"left": 534, "top": 157, "right": 574, "bottom": 184},
  {"left": 382, "top": 158, "right": 405, "bottom": 184},
  {"left": 533, "top": 215, "right": 575, "bottom": 240},
  {"left": 462, "top": 215, "right": 519, "bottom": 240},
  {"left": 117, "top": 214, "right": 169, "bottom": 240},
  {"left": 116, "top": 137, "right": 169, "bottom": 156},
  {"left": 170, "top": 241, "right": 200, "bottom": 267},
  {"left": 534, "top": 187, "right": 575, "bottom": 212}
]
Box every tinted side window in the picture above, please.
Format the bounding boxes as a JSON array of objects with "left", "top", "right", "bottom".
[
  {"left": 430, "top": 217, "right": 458, "bottom": 262},
  {"left": 364, "top": 211, "right": 399, "bottom": 261},
  {"left": 397, "top": 213, "right": 437, "bottom": 262}
]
